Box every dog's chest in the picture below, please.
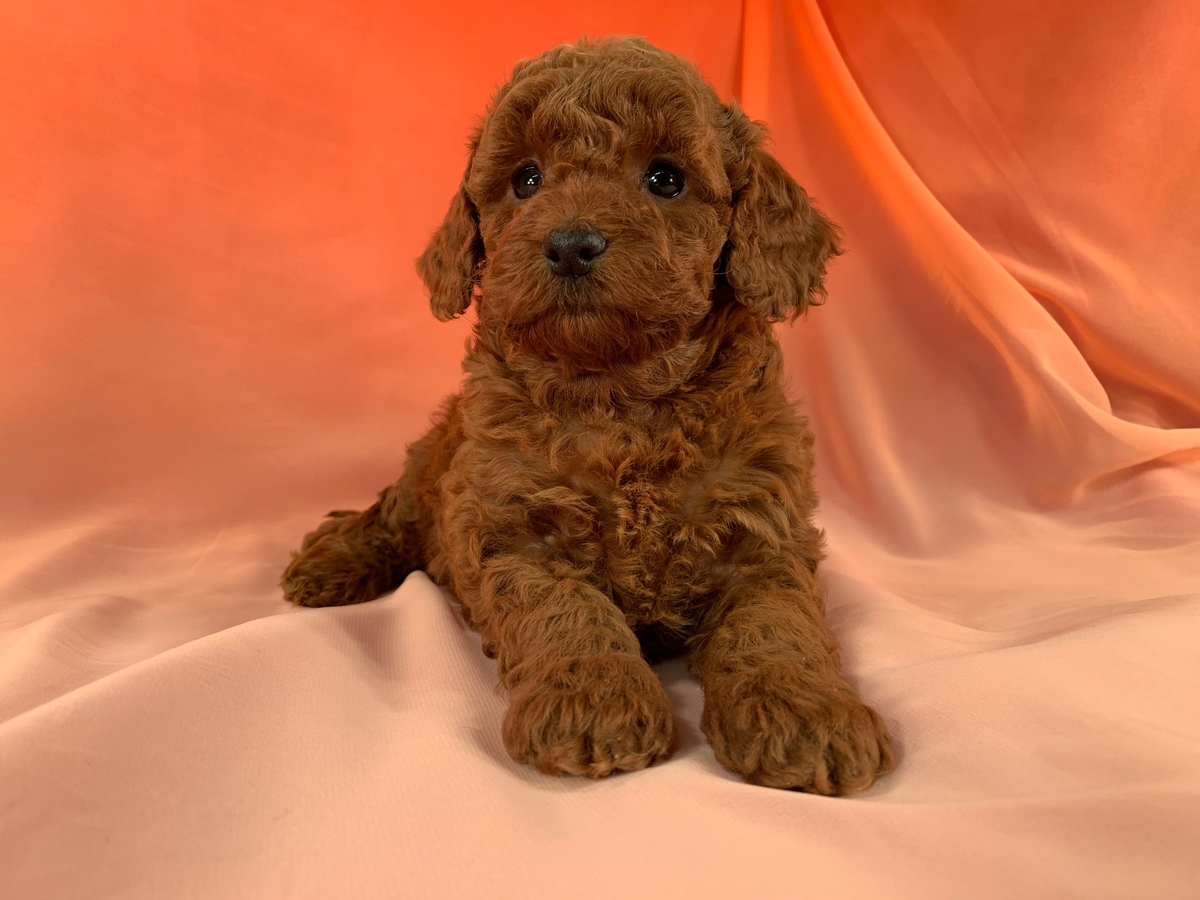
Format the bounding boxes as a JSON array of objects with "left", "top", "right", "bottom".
[{"left": 551, "top": 419, "right": 722, "bottom": 625}]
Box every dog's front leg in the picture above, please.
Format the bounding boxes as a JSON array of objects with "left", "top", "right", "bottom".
[
  {"left": 690, "top": 561, "right": 894, "bottom": 794},
  {"left": 475, "top": 553, "right": 675, "bottom": 778}
]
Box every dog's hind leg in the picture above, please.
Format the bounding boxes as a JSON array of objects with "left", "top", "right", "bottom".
[
  {"left": 281, "top": 498, "right": 414, "bottom": 608},
  {"left": 281, "top": 399, "right": 462, "bottom": 608}
]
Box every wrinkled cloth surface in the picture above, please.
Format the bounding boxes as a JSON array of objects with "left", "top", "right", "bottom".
[{"left": 2, "top": 1, "right": 1198, "bottom": 897}]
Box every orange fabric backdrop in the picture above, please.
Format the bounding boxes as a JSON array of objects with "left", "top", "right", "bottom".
[
  {"left": 2, "top": 1, "right": 1199, "bottom": 897},
  {"left": 0, "top": 0, "right": 742, "bottom": 530}
]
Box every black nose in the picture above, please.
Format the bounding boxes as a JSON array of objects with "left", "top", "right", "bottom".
[{"left": 542, "top": 227, "right": 607, "bottom": 278}]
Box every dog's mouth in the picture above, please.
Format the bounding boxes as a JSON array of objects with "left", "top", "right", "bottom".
[
  {"left": 477, "top": 226, "right": 716, "bottom": 372},
  {"left": 539, "top": 278, "right": 610, "bottom": 316},
  {"left": 502, "top": 282, "right": 710, "bottom": 366}
]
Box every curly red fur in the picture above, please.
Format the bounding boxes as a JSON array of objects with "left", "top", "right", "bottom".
[{"left": 282, "top": 37, "right": 894, "bottom": 794}]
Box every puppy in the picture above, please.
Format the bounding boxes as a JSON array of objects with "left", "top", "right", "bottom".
[{"left": 283, "top": 37, "right": 894, "bottom": 794}]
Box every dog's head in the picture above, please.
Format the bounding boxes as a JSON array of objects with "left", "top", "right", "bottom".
[{"left": 417, "top": 37, "right": 839, "bottom": 374}]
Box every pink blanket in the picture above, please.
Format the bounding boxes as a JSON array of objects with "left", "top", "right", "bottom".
[{"left": 3, "top": 0, "right": 1198, "bottom": 896}]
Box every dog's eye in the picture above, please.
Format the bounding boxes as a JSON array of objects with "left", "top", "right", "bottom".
[
  {"left": 645, "top": 162, "right": 684, "bottom": 198},
  {"left": 512, "top": 165, "right": 543, "bottom": 200}
]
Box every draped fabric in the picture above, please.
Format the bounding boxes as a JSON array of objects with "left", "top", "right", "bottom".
[{"left": 2, "top": 1, "right": 1197, "bottom": 896}]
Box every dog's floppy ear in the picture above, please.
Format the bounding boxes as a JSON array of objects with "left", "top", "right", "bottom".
[
  {"left": 722, "top": 104, "right": 841, "bottom": 322},
  {"left": 416, "top": 150, "right": 484, "bottom": 321}
]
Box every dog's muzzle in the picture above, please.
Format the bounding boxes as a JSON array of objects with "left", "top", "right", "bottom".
[{"left": 542, "top": 226, "right": 607, "bottom": 279}]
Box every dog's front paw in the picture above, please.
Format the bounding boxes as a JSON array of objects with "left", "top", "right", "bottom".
[
  {"left": 702, "top": 665, "right": 894, "bottom": 795},
  {"left": 502, "top": 653, "right": 675, "bottom": 778}
]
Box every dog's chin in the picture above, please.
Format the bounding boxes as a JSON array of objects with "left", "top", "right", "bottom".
[
  {"left": 501, "top": 306, "right": 684, "bottom": 373},
  {"left": 480, "top": 252, "right": 714, "bottom": 376},
  {"left": 497, "top": 281, "right": 714, "bottom": 374}
]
